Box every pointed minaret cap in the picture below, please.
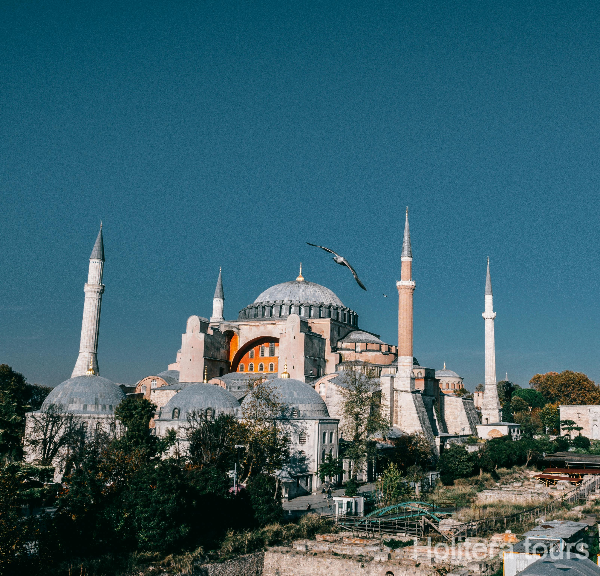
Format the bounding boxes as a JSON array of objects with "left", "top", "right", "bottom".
[
  {"left": 90, "top": 223, "right": 104, "bottom": 261},
  {"left": 214, "top": 267, "right": 224, "bottom": 300},
  {"left": 401, "top": 207, "right": 412, "bottom": 258},
  {"left": 485, "top": 257, "right": 493, "bottom": 295}
]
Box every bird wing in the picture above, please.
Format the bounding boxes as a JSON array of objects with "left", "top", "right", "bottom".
[
  {"left": 342, "top": 259, "right": 367, "bottom": 291},
  {"left": 306, "top": 242, "right": 338, "bottom": 257}
]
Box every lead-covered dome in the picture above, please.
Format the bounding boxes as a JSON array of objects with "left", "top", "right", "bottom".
[
  {"left": 238, "top": 277, "right": 358, "bottom": 327},
  {"left": 241, "top": 377, "right": 330, "bottom": 419},
  {"left": 254, "top": 280, "right": 344, "bottom": 307},
  {"left": 42, "top": 375, "right": 125, "bottom": 414},
  {"left": 158, "top": 384, "right": 241, "bottom": 421}
]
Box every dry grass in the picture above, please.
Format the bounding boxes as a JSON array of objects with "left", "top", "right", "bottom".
[{"left": 454, "top": 499, "right": 550, "bottom": 523}]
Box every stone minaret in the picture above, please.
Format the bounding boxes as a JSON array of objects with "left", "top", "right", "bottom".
[
  {"left": 72, "top": 225, "right": 105, "bottom": 377},
  {"left": 481, "top": 258, "right": 501, "bottom": 424},
  {"left": 210, "top": 267, "right": 224, "bottom": 323},
  {"left": 395, "top": 208, "right": 416, "bottom": 392}
]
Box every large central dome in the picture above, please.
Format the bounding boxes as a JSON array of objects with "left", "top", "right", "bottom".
[
  {"left": 254, "top": 280, "right": 344, "bottom": 307},
  {"left": 238, "top": 276, "right": 358, "bottom": 327}
]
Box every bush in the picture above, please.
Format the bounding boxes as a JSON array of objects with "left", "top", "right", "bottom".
[
  {"left": 247, "top": 474, "right": 283, "bottom": 527},
  {"left": 439, "top": 444, "right": 475, "bottom": 485},
  {"left": 573, "top": 435, "right": 591, "bottom": 449}
]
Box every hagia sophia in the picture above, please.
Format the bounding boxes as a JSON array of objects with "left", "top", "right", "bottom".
[{"left": 25, "top": 211, "right": 512, "bottom": 492}]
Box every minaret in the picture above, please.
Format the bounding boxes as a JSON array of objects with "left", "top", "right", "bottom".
[
  {"left": 481, "top": 258, "right": 501, "bottom": 423},
  {"left": 72, "top": 225, "right": 105, "bottom": 377},
  {"left": 396, "top": 207, "right": 416, "bottom": 391},
  {"left": 210, "top": 267, "right": 224, "bottom": 323}
]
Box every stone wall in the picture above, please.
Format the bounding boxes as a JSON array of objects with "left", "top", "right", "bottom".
[
  {"left": 195, "top": 552, "right": 264, "bottom": 576},
  {"left": 263, "top": 547, "right": 437, "bottom": 576},
  {"left": 443, "top": 395, "right": 479, "bottom": 435}
]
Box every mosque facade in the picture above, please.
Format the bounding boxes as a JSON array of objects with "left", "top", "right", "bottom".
[{"left": 26, "top": 212, "right": 507, "bottom": 489}]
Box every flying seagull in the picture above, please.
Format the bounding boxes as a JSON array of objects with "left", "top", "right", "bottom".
[{"left": 306, "top": 243, "right": 367, "bottom": 290}]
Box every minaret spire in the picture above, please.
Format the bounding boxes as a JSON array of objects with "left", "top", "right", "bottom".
[
  {"left": 72, "top": 225, "right": 105, "bottom": 377},
  {"left": 401, "top": 207, "right": 412, "bottom": 258},
  {"left": 481, "top": 258, "right": 501, "bottom": 424},
  {"left": 396, "top": 206, "right": 416, "bottom": 392},
  {"left": 210, "top": 267, "right": 225, "bottom": 323}
]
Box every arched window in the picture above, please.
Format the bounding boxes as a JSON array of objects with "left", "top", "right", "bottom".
[
  {"left": 249, "top": 363, "right": 254, "bottom": 372},
  {"left": 291, "top": 408, "right": 299, "bottom": 418},
  {"left": 299, "top": 431, "right": 307, "bottom": 444},
  {"left": 110, "top": 422, "right": 116, "bottom": 433},
  {"left": 141, "top": 385, "right": 147, "bottom": 394},
  {"left": 151, "top": 379, "right": 157, "bottom": 389},
  {"left": 172, "top": 408, "right": 180, "bottom": 419},
  {"left": 258, "top": 363, "right": 264, "bottom": 372},
  {"left": 260, "top": 346, "right": 265, "bottom": 357},
  {"left": 96, "top": 422, "right": 102, "bottom": 432},
  {"left": 249, "top": 349, "right": 255, "bottom": 359},
  {"left": 269, "top": 363, "right": 274, "bottom": 372},
  {"left": 206, "top": 408, "right": 214, "bottom": 420},
  {"left": 269, "top": 342, "right": 275, "bottom": 356},
  {"left": 239, "top": 364, "right": 245, "bottom": 372}
]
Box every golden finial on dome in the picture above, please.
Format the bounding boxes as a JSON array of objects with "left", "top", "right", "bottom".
[
  {"left": 203, "top": 365, "right": 208, "bottom": 383},
  {"left": 443, "top": 362, "right": 446, "bottom": 370},
  {"left": 296, "top": 263, "right": 304, "bottom": 282},
  {"left": 281, "top": 362, "right": 290, "bottom": 379},
  {"left": 86, "top": 357, "right": 96, "bottom": 376}
]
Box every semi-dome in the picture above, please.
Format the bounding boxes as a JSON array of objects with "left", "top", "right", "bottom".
[
  {"left": 253, "top": 280, "right": 344, "bottom": 307},
  {"left": 339, "top": 330, "right": 384, "bottom": 344},
  {"left": 158, "top": 384, "right": 241, "bottom": 421},
  {"left": 436, "top": 369, "right": 461, "bottom": 378},
  {"left": 42, "top": 375, "right": 125, "bottom": 414},
  {"left": 241, "top": 377, "right": 330, "bottom": 419}
]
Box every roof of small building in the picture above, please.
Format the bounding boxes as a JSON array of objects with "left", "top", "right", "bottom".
[
  {"left": 253, "top": 279, "right": 344, "bottom": 307},
  {"left": 339, "top": 330, "right": 384, "bottom": 344},
  {"left": 42, "top": 375, "right": 125, "bottom": 414},
  {"left": 158, "top": 384, "right": 241, "bottom": 421},
  {"left": 241, "top": 377, "right": 330, "bottom": 419},
  {"left": 523, "top": 520, "right": 588, "bottom": 541},
  {"left": 518, "top": 554, "right": 600, "bottom": 576}
]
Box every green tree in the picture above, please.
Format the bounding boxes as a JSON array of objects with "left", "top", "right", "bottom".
[
  {"left": 387, "top": 432, "right": 434, "bottom": 473},
  {"left": 439, "top": 444, "right": 475, "bottom": 485},
  {"left": 186, "top": 412, "right": 239, "bottom": 470},
  {"left": 561, "top": 419, "right": 583, "bottom": 437},
  {"left": 318, "top": 453, "right": 343, "bottom": 483},
  {"left": 338, "top": 365, "right": 389, "bottom": 480},
  {"left": 114, "top": 396, "right": 156, "bottom": 451},
  {"left": 540, "top": 403, "right": 560, "bottom": 434},
  {"left": 247, "top": 473, "right": 283, "bottom": 526},
  {"left": 512, "top": 388, "right": 547, "bottom": 409},
  {"left": 376, "top": 462, "right": 411, "bottom": 506},
  {"left": 510, "top": 396, "right": 530, "bottom": 414},
  {"left": 530, "top": 371, "right": 600, "bottom": 405}
]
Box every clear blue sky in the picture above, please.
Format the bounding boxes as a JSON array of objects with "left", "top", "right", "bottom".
[{"left": 2, "top": 0, "right": 600, "bottom": 389}]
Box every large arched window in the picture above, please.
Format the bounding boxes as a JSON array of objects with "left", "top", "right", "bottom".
[
  {"left": 269, "top": 363, "right": 274, "bottom": 372},
  {"left": 239, "top": 364, "right": 245, "bottom": 372},
  {"left": 249, "top": 349, "right": 255, "bottom": 359},
  {"left": 249, "top": 363, "right": 254, "bottom": 372},
  {"left": 258, "top": 363, "right": 264, "bottom": 372}
]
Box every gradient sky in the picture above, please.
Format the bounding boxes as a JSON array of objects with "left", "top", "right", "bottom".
[{"left": 2, "top": 0, "right": 600, "bottom": 389}]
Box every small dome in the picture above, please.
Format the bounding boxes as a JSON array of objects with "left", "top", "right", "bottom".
[
  {"left": 436, "top": 369, "right": 461, "bottom": 379},
  {"left": 241, "top": 378, "right": 330, "bottom": 419},
  {"left": 339, "top": 330, "right": 384, "bottom": 344},
  {"left": 158, "top": 384, "right": 241, "bottom": 421},
  {"left": 42, "top": 375, "right": 125, "bottom": 414},
  {"left": 253, "top": 280, "right": 344, "bottom": 307}
]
